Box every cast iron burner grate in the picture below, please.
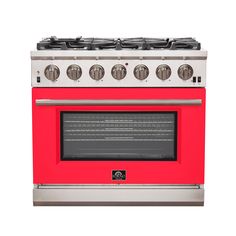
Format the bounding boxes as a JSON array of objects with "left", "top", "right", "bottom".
[{"left": 37, "top": 37, "right": 201, "bottom": 50}]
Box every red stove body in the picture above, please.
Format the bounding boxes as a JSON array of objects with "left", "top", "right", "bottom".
[
  {"left": 32, "top": 37, "right": 207, "bottom": 206},
  {"left": 32, "top": 87, "right": 205, "bottom": 184}
]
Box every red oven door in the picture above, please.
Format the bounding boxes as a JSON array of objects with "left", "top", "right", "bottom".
[{"left": 32, "top": 88, "right": 205, "bottom": 184}]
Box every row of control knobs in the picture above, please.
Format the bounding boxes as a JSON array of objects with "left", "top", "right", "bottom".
[{"left": 44, "top": 64, "right": 193, "bottom": 81}]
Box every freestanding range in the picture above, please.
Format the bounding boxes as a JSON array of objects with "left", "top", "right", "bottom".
[{"left": 31, "top": 37, "right": 207, "bottom": 206}]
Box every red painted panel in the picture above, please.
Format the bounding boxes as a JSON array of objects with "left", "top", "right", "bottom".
[{"left": 32, "top": 88, "right": 205, "bottom": 184}]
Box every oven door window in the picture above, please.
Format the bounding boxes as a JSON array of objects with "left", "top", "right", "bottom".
[{"left": 61, "top": 112, "right": 177, "bottom": 161}]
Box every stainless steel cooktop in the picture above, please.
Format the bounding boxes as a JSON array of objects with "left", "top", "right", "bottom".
[{"left": 31, "top": 37, "right": 207, "bottom": 88}]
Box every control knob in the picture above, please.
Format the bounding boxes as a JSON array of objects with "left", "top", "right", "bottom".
[
  {"left": 134, "top": 64, "right": 149, "bottom": 80},
  {"left": 44, "top": 65, "right": 60, "bottom": 81},
  {"left": 156, "top": 64, "right": 171, "bottom": 80},
  {"left": 178, "top": 64, "right": 193, "bottom": 80},
  {"left": 111, "top": 64, "right": 127, "bottom": 80},
  {"left": 67, "top": 64, "right": 82, "bottom": 80},
  {"left": 89, "top": 65, "right": 105, "bottom": 80}
]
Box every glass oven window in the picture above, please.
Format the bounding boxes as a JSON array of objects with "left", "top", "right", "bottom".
[{"left": 61, "top": 112, "right": 177, "bottom": 161}]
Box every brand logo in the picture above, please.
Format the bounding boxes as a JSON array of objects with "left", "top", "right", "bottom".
[{"left": 112, "top": 170, "right": 126, "bottom": 180}]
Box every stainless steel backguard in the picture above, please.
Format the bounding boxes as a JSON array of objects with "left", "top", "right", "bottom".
[{"left": 33, "top": 184, "right": 204, "bottom": 206}]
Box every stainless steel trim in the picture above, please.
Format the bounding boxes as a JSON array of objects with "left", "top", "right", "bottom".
[
  {"left": 36, "top": 99, "right": 202, "bottom": 106},
  {"left": 31, "top": 56, "right": 207, "bottom": 60},
  {"left": 36, "top": 184, "right": 201, "bottom": 189},
  {"left": 33, "top": 184, "right": 204, "bottom": 206}
]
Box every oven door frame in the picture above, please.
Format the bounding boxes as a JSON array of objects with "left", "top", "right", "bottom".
[{"left": 32, "top": 88, "right": 205, "bottom": 185}]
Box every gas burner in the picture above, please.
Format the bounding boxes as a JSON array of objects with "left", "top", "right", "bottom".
[
  {"left": 121, "top": 38, "right": 170, "bottom": 50},
  {"left": 37, "top": 37, "right": 201, "bottom": 50},
  {"left": 169, "top": 38, "right": 201, "bottom": 50},
  {"left": 37, "top": 37, "right": 117, "bottom": 50}
]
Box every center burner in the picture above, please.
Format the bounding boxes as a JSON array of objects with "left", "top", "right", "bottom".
[{"left": 37, "top": 37, "right": 201, "bottom": 50}]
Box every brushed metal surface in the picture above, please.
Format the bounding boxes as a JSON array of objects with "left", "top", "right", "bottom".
[
  {"left": 31, "top": 59, "right": 206, "bottom": 87},
  {"left": 33, "top": 184, "right": 204, "bottom": 206},
  {"left": 31, "top": 56, "right": 207, "bottom": 60},
  {"left": 66, "top": 64, "right": 82, "bottom": 80},
  {"left": 89, "top": 64, "right": 105, "bottom": 80},
  {"left": 44, "top": 64, "right": 60, "bottom": 81},
  {"left": 31, "top": 49, "right": 208, "bottom": 59},
  {"left": 133, "top": 64, "right": 149, "bottom": 80},
  {"left": 35, "top": 99, "right": 202, "bottom": 106},
  {"left": 178, "top": 64, "right": 194, "bottom": 80},
  {"left": 156, "top": 64, "right": 172, "bottom": 80},
  {"left": 111, "top": 64, "right": 127, "bottom": 80}
]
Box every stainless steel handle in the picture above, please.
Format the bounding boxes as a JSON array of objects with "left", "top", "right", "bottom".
[{"left": 36, "top": 99, "right": 202, "bottom": 106}]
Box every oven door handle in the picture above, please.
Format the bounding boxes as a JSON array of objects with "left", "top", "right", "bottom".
[{"left": 35, "top": 99, "right": 202, "bottom": 106}]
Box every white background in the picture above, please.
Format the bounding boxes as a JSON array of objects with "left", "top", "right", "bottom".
[{"left": 0, "top": 0, "right": 235, "bottom": 235}]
